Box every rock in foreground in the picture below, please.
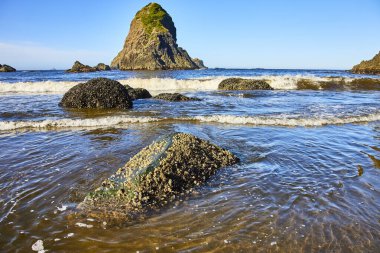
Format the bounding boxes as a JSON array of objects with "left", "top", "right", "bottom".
[
  {"left": 59, "top": 78, "right": 132, "bottom": 109},
  {"left": 218, "top": 78, "right": 273, "bottom": 90},
  {"left": 78, "top": 133, "right": 239, "bottom": 218},
  {"left": 351, "top": 51, "right": 380, "bottom": 75},
  {"left": 111, "top": 3, "right": 205, "bottom": 70},
  {"left": 154, "top": 93, "right": 201, "bottom": 101},
  {"left": 0, "top": 64, "right": 16, "bottom": 72}
]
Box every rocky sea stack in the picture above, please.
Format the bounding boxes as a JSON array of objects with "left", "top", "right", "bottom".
[
  {"left": 60, "top": 78, "right": 132, "bottom": 109},
  {"left": 351, "top": 51, "right": 380, "bottom": 75},
  {"left": 66, "top": 61, "right": 111, "bottom": 73},
  {"left": 78, "top": 133, "right": 239, "bottom": 219},
  {"left": 111, "top": 3, "right": 205, "bottom": 70},
  {"left": 0, "top": 64, "right": 16, "bottom": 72}
]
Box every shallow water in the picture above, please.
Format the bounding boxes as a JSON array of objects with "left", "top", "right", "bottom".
[{"left": 0, "top": 69, "right": 380, "bottom": 252}]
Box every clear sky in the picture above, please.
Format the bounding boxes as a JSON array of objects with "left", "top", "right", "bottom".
[{"left": 0, "top": 0, "right": 379, "bottom": 70}]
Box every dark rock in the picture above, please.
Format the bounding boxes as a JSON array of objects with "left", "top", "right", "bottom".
[
  {"left": 154, "top": 93, "right": 201, "bottom": 101},
  {"left": 0, "top": 64, "right": 16, "bottom": 72},
  {"left": 59, "top": 78, "right": 133, "bottom": 109},
  {"left": 111, "top": 3, "right": 205, "bottom": 70},
  {"left": 192, "top": 58, "right": 207, "bottom": 69},
  {"left": 66, "top": 61, "right": 97, "bottom": 73},
  {"left": 78, "top": 132, "right": 239, "bottom": 219},
  {"left": 351, "top": 51, "right": 380, "bottom": 75},
  {"left": 95, "top": 63, "right": 111, "bottom": 71},
  {"left": 218, "top": 78, "right": 273, "bottom": 90},
  {"left": 127, "top": 88, "right": 152, "bottom": 100}
]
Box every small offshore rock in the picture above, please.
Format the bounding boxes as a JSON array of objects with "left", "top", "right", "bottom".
[
  {"left": 154, "top": 93, "right": 201, "bottom": 101},
  {"left": 59, "top": 78, "right": 133, "bottom": 109},
  {"left": 0, "top": 64, "right": 16, "bottom": 72},
  {"left": 192, "top": 58, "right": 207, "bottom": 69},
  {"left": 218, "top": 78, "right": 273, "bottom": 90},
  {"left": 78, "top": 133, "right": 239, "bottom": 219},
  {"left": 66, "top": 61, "right": 97, "bottom": 73},
  {"left": 95, "top": 63, "right": 111, "bottom": 71}
]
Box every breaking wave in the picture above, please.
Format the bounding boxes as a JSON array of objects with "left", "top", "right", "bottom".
[
  {"left": 2, "top": 75, "right": 378, "bottom": 95},
  {"left": 1, "top": 113, "right": 380, "bottom": 131}
]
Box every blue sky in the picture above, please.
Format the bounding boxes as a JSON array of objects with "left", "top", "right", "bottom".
[{"left": 0, "top": 0, "right": 379, "bottom": 70}]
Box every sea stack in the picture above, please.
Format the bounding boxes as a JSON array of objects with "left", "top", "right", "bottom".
[
  {"left": 351, "top": 51, "right": 380, "bottom": 75},
  {"left": 111, "top": 3, "right": 205, "bottom": 70}
]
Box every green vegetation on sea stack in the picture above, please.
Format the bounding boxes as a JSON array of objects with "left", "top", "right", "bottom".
[{"left": 136, "top": 3, "right": 176, "bottom": 38}]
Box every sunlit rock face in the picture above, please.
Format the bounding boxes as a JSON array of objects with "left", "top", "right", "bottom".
[{"left": 111, "top": 3, "right": 205, "bottom": 70}]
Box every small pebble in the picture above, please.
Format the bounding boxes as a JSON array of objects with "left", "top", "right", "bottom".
[{"left": 32, "top": 240, "right": 45, "bottom": 252}]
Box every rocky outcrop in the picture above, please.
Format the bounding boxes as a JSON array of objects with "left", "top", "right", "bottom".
[
  {"left": 95, "top": 63, "right": 111, "bottom": 71},
  {"left": 192, "top": 58, "right": 207, "bottom": 69},
  {"left": 218, "top": 78, "right": 273, "bottom": 90},
  {"left": 66, "top": 61, "right": 97, "bottom": 73},
  {"left": 0, "top": 64, "right": 16, "bottom": 72},
  {"left": 352, "top": 51, "right": 380, "bottom": 75},
  {"left": 66, "top": 61, "right": 111, "bottom": 73},
  {"left": 78, "top": 133, "right": 239, "bottom": 218},
  {"left": 154, "top": 93, "right": 201, "bottom": 101},
  {"left": 123, "top": 85, "right": 152, "bottom": 100},
  {"left": 111, "top": 3, "right": 205, "bottom": 70},
  {"left": 59, "top": 78, "right": 132, "bottom": 109}
]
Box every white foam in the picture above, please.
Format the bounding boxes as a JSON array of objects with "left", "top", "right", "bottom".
[
  {"left": 0, "top": 116, "right": 162, "bottom": 131},
  {"left": 193, "top": 113, "right": 380, "bottom": 126},
  {"left": 0, "top": 81, "right": 79, "bottom": 94},
  {"left": 0, "top": 76, "right": 352, "bottom": 95},
  {"left": 119, "top": 77, "right": 223, "bottom": 94},
  {"left": 1, "top": 113, "right": 379, "bottom": 131}
]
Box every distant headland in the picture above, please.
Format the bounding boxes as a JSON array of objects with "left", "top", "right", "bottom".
[{"left": 351, "top": 51, "right": 380, "bottom": 75}]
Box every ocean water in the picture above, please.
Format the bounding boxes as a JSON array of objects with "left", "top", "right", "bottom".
[{"left": 0, "top": 69, "right": 379, "bottom": 252}]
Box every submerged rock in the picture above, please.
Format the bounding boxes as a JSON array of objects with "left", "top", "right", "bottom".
[
  {"left": 218, "top": 78, "right": 273, "bottom": 90},
  {"left": 66, "top": 61, "right": 97, "bottom": 73},
  {"left": 59, "top": 78, "right": 133, "bottom": 109},
  {"left": 78, "top": 133, "right": 239, "bottom": 218},
  {"left": 111, "top": 3, "right": 205, "bottom": 70},
  {"left": 154, "top": 93, "right": 201, "bottom": 101},
  {"left": 0, "top": 64, "right": 16, "bottom": 72},
  {"left": 351, "top": 51, "right": 380, "bottom": 75}
]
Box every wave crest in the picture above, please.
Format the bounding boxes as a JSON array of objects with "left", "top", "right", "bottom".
[
  {"left": 1, "top": 113, "right": 380, "bottom": 131},
  {"left": 1, "top": 76, "right": 379, "bottom": 94}
]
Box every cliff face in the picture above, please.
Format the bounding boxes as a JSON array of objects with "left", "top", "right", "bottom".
[
  {"left": 111, "top": 3, "right": 205, "bottom": 70},
  {"left": 352, "top": 51, "right": 380, "bottom": 75}
]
